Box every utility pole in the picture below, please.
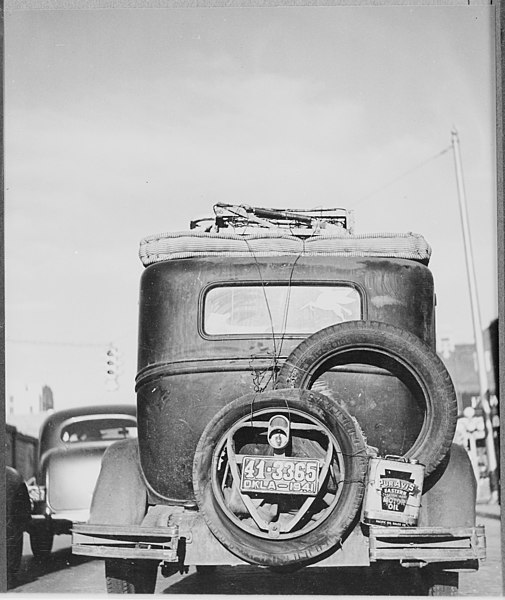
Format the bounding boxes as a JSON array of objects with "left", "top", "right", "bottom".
[{"left": 451, "top": 128, "right": 498, "bottom": 501}]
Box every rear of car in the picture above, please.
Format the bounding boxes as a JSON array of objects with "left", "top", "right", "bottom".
[{"left": 72, "top": 205, "right": 485, "bottom": 595}]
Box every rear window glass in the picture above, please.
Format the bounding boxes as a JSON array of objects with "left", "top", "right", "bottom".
[
  {"left": 61, "top": 418, "right": 137, "bottom": 443},
  {"left": 204, "top": 285, "right": 361, "bottom": 335}
]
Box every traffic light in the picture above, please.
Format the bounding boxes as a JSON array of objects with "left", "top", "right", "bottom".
[{"left": 105, "top": 344, "right": 120, "bottom": 391}]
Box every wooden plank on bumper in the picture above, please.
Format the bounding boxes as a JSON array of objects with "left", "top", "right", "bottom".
[
  {"left": 369, "top": 525, "right": 486, "bottom": 563},
  {"left": 72, "top": 523, "right": 180, "bottom": 561}
]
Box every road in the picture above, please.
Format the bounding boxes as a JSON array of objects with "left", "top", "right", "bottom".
[{"left": 9, "top": 515, "right": 502, "bottom": 595}]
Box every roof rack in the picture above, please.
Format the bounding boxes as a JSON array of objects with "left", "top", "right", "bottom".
[{"left": 190, "top": 203, "right": 354, "bottom": 234}]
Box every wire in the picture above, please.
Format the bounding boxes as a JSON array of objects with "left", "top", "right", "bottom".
[
  {"left": 237, "top": 224, "right": 279, "bottom": 421},
  {"left": 241, "top": 237, "right": 279, "bottom": 369},
  {"left": 354, "top": 145, "right": 452, "bottom": 208},
  {"left": 234, "top": 207, "right": 302, "bottom": 421},
  {"left": 275, "top": 249, "right": 306, "bottom": 368},
  {"left": 6, "top": 338, "right": 107, "bottom": 348}
]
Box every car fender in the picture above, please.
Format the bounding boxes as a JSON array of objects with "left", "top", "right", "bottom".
[
  {"left": 89, "top": 438, "right": 148, "bottom": 525},
  {"left": 418, "top": 443, "right": 476, "bottom": 527}
]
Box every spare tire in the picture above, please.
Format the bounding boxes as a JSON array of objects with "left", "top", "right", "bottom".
[
  {"left": 276, "top": 320, "right": 457, "bottom": 477},
  {"left": 193, "top": 388, "right": 368, "bottom": 568}
]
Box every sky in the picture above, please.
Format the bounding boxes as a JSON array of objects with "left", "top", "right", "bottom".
[{"left": 4, "top": 4, "right": 498, "bottom": 413}]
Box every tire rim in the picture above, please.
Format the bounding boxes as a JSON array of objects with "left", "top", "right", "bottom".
[{"left": 211, "top": 406, "right": 346, "bottom": 541}]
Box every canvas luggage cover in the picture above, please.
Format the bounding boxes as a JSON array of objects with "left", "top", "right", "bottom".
[{"left": 139, "top": 230, "right": 431, "bottom": 267}]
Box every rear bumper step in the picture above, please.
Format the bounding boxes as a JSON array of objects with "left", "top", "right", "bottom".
[
  {"left": 73, "top": 524, "right": 180, "bottom": 561},
  {"left": 369, "top": 525, "right": 486, "bottom": 566},
  {"left": 72, "top": 523, "right": 485, "bottom": 567}
]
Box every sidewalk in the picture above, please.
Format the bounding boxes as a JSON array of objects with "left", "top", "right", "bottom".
[{"left": 476, "top": 477, "right": 501, "bottom": 520}]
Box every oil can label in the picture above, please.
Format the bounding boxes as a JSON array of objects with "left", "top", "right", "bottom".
[
  {"left": 362, "top": 458, "right": 425, "bottom": 527},
  {"left": 379, "top": 469, "right": 418, "bottom": 513}
]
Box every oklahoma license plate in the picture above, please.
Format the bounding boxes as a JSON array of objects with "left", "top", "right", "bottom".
[{"left": 240, "top": 456, "right": 320, "bottom": 496}]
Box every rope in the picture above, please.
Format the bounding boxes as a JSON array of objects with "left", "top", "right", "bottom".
[{"left": 224, "top": 207, "right": 306, "bottom": 423}]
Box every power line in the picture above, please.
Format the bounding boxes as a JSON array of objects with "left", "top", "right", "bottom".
[
  {"left": 6, "top": 338, "right": 108, "bottom": 348},
  {"left": 354, "top": 145, "right": 452, "bottom": 208}
]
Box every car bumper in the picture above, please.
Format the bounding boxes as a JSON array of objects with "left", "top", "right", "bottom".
[{"left": 72, "top": 520, "right": 485, "bottom": 570}]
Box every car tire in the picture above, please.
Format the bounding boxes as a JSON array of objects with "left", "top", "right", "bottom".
[
  {"left": 29, "top": 520, "right": 54, "bottom": 561},
  {"left": 105, "top": 558, "right": 158, "bottom": 594},
  {"left": 407, "top": 567, "right": 458, "bottom": 596},
  {"left": 6, "top": 531, "right": 23, "bottom": 588},
  {"left": 6, "top": 468, "right": 31, "bottom": 586},
  {"left": 193, "top": 388, "right": 368, "bottom": 568},
  {"left": 276, "top": 320, "right": 457, "bottom": 477},
  {"left": 425, "top": 569, "right": 459, "bottom": 596}
]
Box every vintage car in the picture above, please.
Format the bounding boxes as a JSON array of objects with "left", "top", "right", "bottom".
[
  {"left": 28, "top": 404, "right": 137, "bottom": 559},
  {"left": 6, "top": 466, "right": 31, "bottom": 587},
  {"left": 73, "top": 205, "right": 485, "bottom": 595}
]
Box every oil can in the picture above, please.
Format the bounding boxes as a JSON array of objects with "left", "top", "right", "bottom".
[{"left": 362, "top": 456, "right": 425, "bottom": 527}]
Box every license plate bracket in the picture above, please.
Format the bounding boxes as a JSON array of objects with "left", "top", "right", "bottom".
[{"left": 240, "top": 455, "right": 320, "bottom": 496}]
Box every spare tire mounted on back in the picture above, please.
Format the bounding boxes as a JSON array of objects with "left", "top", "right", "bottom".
[
  {"left": 193, "top": 388, "right": 368, "bottom": 567},
  {"left": 276, "top": 320, "right": 458, "bottom": 477},
  {"left": 193, "top": 321, "right": 457, "bottom": 567}
]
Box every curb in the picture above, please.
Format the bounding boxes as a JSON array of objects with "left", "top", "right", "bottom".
[{"left": 475, "top": 507, "right": 501, "bottom": 520}]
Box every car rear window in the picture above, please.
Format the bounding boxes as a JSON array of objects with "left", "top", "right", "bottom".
[
  {"left": 204, "top": 285, "right": 361, "bottom": 335},
  {"left": 61, "top": 417, "right": 137, "bottom": 443}
]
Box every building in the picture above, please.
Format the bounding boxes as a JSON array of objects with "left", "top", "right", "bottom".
[
  {"left": 6, "top": 381, "right": 54, "bottom": 417},
  {"left": 438, "top": 322, "right": 498, "bottom": 413},
  {"left": 5, "top": 381, "right": 55, "bottom": 438}
]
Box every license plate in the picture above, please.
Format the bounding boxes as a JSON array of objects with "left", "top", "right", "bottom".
[{"left": 240, "top": 456, "right": 320, "bottom": 496}]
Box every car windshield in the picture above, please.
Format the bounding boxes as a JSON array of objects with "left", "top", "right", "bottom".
[
  {"left": 204, "top": 285, "right": 361, "bottom": 335},
  {"left": 60, "top": 417, "right": 137, "bottom": 443}
]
